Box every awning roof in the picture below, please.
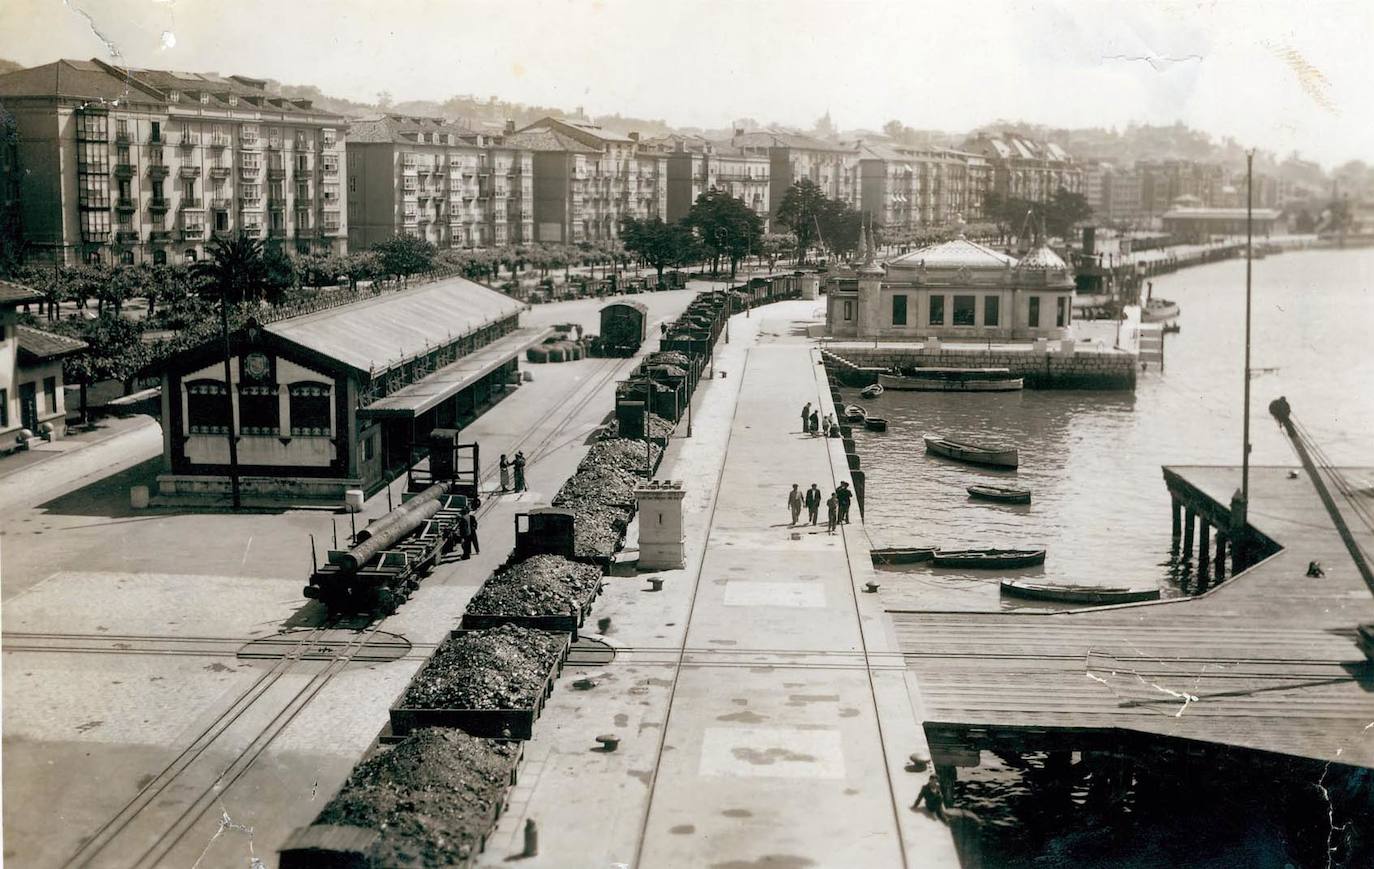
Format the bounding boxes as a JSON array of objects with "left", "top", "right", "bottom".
[{"left": 359, "top": 326, "right": 555, "bottom": 419}]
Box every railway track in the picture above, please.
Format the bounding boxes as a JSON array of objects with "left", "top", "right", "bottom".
[{"left": 58, "top": 322, "right": 674, "bottom": 868}]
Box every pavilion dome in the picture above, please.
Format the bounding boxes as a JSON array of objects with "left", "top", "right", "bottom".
[
  {"left": 1015, "top": 243, "right": 1069, "bottom": 271},
  {"left": 889, "top": 237, "right": 1018, "bottom": 271}
]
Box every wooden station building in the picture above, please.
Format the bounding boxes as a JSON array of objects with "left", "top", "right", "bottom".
[{"left": 155, "top": 277, "right": 551, "bottom": 501}]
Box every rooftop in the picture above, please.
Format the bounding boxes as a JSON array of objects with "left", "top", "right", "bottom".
[
  {"left": 889, "top": 236, "right": 1018, "bottom": 270},
  {"left": 0, "top": 279, "right": 44, "bottom": 307},
  {"left": 1163, "top": 207, "right": 1283, "bottom": 220},
  {"left": 345, "top": 114, "right": 477, "bottom": 146},
  {"left": 16, "top": 325, "right": 87, "bottom": 361},
  {"left": 264, "top": 277, "right": 523, "bottom": 375}
]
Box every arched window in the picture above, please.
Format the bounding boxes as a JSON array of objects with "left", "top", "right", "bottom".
[
  {"left": 185, "top": 379, "right": 230, "bottom": 434},
  {"left": 288, "top": 381, "right": 331, "bottom": 436},
  {"left": 153, "top": 249, "right": 167, "bottom": 265}
]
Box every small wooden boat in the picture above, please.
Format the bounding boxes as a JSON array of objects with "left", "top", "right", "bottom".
[
  {"left": 1162, "top": 322, "right": 1181, "bottom": 334},
  {"left": 880, "top": 367, "right": 1023, "bottom": 392},
  {"left": 871, "top": 547, "right": 935, "bottom": 565},
  {"left": 924, "top": 434, "right": 1018, "bottom": 469},
  {"left": 967, "top": 484, "right": 1031, "bottom": 504},
  {"left": 1000, "top": 579, "right": 1160, "bottom": 605},
  {"left": 864, "top": 417, "right": 888, "bottom": 432},
  {"left": 933, "top": 548, "right": 1046, "bottom": 569},
  {"left": 843, "top": 404, "right": 867, "bottom": 422},
  {"left": 860, "top": 383, "right": 884, "bottom": 398}
]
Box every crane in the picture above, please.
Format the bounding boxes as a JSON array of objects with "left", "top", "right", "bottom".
[{"left": 1268, "top": 396, "right": 1374, "bottom": 660}]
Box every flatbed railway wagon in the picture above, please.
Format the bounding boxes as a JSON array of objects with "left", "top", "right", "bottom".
[
  {"left": 304, "top": 429, "right": 481, "bottom": 615},
  {"left": 600, "top": 300, "right": 649, "bottom": 357}
]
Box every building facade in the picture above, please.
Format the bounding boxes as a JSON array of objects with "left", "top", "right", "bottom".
[
  {"left": 855, "top": 142, "right": 992, "bottom": 230},
  {"left": 644, "top": 135, "right": 770, "bottom": 228},
  {"left": 1083, "top": 162, "right": 1144, "bottom": 226},
  {"left": 730, "top": 130, "right": 859, "bottom": 224},
  {"left": 1160, "top": 206, "right": 1281, "bottom": 242},
  {"left": 346, "top": 115, "right": 534, "bottom": 251},
  {"left": 826, "top": 236, "right": 1075, "bottom": 342},
  {"left": 155, "top": 277, "right": 550, "bottom": 501},
  {"left": 0, "top": 59, "right": 347, "bottom": 266},
  {"left": 964, "top": 132, "right": 1082, "bottom": 202},
  {"left": 1135, "top": 159, "right": 1231, "bottom": 220},
  {"left": 2, "top": 279, "right": 85, "bottom": 444},
  {"left": 511, "top": 117, "right": 666, "bottom": 244}
]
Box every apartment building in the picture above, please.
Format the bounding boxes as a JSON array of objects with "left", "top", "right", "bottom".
[
  {"left": 0, "top": 59, "right": 347, "bottom": 266},
  {"left": 346, "top": 115, "right": 533, "bottom": 250},
  {"left": 730, "top": 130, "right": 859, "bottom": 224},
  {"left": 854, "top": 142, "right": 991, "bottom": 231},
  {"left": 1082, "top": 162, "right": 1144, "bottom": 226},
  {"left": 642, "top": 134, "right": 770, "bottom": 228},
  {"left": 511, "top": 117, "right": 666, "bottom": 244},
  {"left": 964, "top": 132, "right": 1082, "bottom": 203},
  {"left": 1135, "top": 159, "right": 1230, "bottom": 219}
]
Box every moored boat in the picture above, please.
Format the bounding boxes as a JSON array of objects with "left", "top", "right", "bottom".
[
  {"left": 879, "top": 367, "right": 1023, "bottom": 392},
  {"left": 843, "top": 404, "right": 867, "bottom": 422},
  {"left": 933, "top": 548, "right": 1046, "bottom": 568},
  {"left": 1000, "top": 579, "right": 1160, "bottom": 605},
  {"left": 871, "top": 547, "right": 935, "bottom": 565},
  {"left": 923, "top": 434, "right": 1019, "bottom": 468},
  {"left": 859, "top": 383, "right": 884, "bottom": 398},
  {"left": 967, "top": 483, "right": 1031, "bottom": 504},
  {"left": 864, "top": 417, "right": 888, "bottom": 432},
  {"left": 1141, "top": 298, "right": 1181, "bottom": 323}
]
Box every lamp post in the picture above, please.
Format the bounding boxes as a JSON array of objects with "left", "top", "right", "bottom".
[{"left": 219, "top": 291, "right": 242, "bottom": 509}]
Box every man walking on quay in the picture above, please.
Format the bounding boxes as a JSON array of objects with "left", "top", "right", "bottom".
[
  {"left": 788, "top": 483, "right": 803, "bottom": 526},
  {"left": 805, "top": 483, "right": 822, "bottom": 525},
  {"left": 835, "top": 481, "right": 852, "bottom": 524},
  {"left": 513, "top": 451, "right": 527, "bottom": 492},
  {"left": 826, "top": 494, "right": 838, "bottom": 534},
  {"left": 809, "top": 409, "right": 820, "bottom": 437},
  {"left": 801, "top": 402, "right": 811, "bottom": 434}
]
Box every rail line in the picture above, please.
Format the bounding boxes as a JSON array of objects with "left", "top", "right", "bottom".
[{"left": 60, "top": 314, "right": 677, "bottom": 867}]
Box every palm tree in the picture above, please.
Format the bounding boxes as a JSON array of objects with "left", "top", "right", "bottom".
[{"left": 193, "top": 232, "right": 266, "bottom": 509}]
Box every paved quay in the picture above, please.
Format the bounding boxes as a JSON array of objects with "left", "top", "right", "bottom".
[{"left": 478, "top": 299, "right": 957, "bottom": 868}]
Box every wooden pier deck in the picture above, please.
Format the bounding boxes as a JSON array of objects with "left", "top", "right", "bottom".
[{"left": 891, "top": 465, "right": 1374, "bottom": 774}]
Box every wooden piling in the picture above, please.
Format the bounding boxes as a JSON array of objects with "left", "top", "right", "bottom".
[
  {"left": 1199, "top": 521, "right": 1211, "bottom": 575},
  {"left": 1171, "top": 499, "right": 1182, "bottom": 539},
  {"left": 1214, "top": 534, "right": 1227, "bottom": 579},
  {"left": 1183, "top": 507, "right": 1196, "bottom": 558}
]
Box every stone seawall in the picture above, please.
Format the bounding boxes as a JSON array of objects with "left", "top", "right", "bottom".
[{"left": 824, "top": 345, "right": 1137, "bottom": 391}]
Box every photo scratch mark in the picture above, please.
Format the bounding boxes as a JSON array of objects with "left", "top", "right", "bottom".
[
  {"left": 1264, "top": 41, "right": 1339, "bottom": 115},
  {"left": 1101, "top": 54, "right": 1202, "bottom": 72}
]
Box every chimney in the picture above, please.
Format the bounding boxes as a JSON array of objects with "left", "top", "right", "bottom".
[
  {"left": 504, "top": 119, "right": 515, "bottom": 135},
  {"left": 734, "top": 127, "right": 745, "bottom": 138},
  {"left": 629, "top": 131, "right": 639, "bottom": 142}
]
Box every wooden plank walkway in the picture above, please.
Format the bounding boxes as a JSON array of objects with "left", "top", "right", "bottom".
[{"left": 892, "top": 465, "right": 1374, "bottom": 771}]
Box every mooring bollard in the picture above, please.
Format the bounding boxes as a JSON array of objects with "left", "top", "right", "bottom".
[
  {"left": 864, "top": 581, "right": 880, "bottom": 593},
  {"left": 648, "top": 577, "right": 664, "bottom": 591},
  {"left": 596, "top": 734, "right": 620, "bottom": 751}
]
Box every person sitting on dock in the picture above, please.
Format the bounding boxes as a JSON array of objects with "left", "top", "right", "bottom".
[{"left": 913, "top": 777, "right": 947, "bottom": 822}]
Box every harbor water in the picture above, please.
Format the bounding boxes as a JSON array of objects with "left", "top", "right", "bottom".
[
  {"left": 853, "top": 246, "right": 1374, "bottom": 612},
  {"left": 849, "top": 246, "right": 1374, "bottom": 866}
]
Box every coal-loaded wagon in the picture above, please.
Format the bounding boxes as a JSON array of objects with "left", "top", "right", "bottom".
[
  {"left": 599, "top": 300, "right": 649, "bottom": 357},
  {"left": 304, "top": 429, "right": 482, "bottom": 615}
]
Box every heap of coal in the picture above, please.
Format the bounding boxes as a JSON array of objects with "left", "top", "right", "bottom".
[
  {"left": 314, "top": 728, "right": 518, "bottom": 869},
  {"left": 465, "top": 556, "right": 603, "bottom": 617},
  {"left": 401, "top": 624, "right": 567, "bottom": 710}
]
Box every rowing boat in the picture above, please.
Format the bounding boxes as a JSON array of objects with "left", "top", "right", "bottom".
[
  {"left": 967, "top": 484, "right": 1031, "bottom": 504},
  {"left": 933, "top": 548, "right": 1046, "bottom": 568},
  {"left": 871, "top": 547, "right": 935, "bottom": 565},
  {"left": 924, "top": 434, "right": 1018, "bottom": 468},
  {"left": 843, "top": 404, "right": 868, "bottom": 422},
  {"left": 860, "top": 383, "right": 884, "bottom": 398},
  {"left": 1000, "top": 579, "right": 1159, "bottom": 604},
  {"left": 864, "top": 417, "right": 888, "bottom": 432}
]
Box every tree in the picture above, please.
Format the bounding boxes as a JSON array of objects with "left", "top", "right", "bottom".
[
  {"left": 61, "top": 314, "right": 147, "bottom": 423},
  {"left": 775, "top": 179, "right": 828, "bottom": 264},
  {"left": 685, "top": 191, "right": 763, "bottom": 279},
  {"left": 196, "top": 232, "right": 267, "bottom": 305},
  {"left": 758, "top": 233, "right": 794, "bottom": 272},
  {"left": 1043, "top": 188, "right": 1093, "bottom": 239},
  {"left": 621, "top": 216, "right": 697, "bottom": 286},
  {"left": 374, "top": 235, "right": 435, "bottom": 284},
  {"left": 816, "top": 199, "right": 862, "bottom": 258},
  {"left": 261, "top": 243, "right": 297, "bottom": 301}
]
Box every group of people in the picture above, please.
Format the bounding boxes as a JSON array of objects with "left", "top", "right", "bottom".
[
  {"left": 498, "top": 451, "right": 527, "bottom": 493},
  {"left": 799, "top": 402, "right": 839, "bottom": 438},
  {"left": 456, "top": 505, "right": 480, "bottom": 559},
  {"left": 787, "top": 480, "right": 853, "bottom": 533}
]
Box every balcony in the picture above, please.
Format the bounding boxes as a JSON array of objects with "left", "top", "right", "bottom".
[
  {"left": 211, "top": 197, "right": 232, "bottom": 210},
  {"left": 115, "top": 197, "right": 135, "bottom": 211},
  {"left": 180, "top": 226, "right": 205, "bottom": 240},
  {"left": 149, "top": 197, "right": 169, "bottom": 211},
  {"left": 179, "top": 165, "right": 201, "bottom": 179},
  {"left": 178, "top": 136, "right": 200, "bottom": 149},
  {"left": 294, "top": 226, "right": 315, "bottom": 237},
  {"left": 295, "top": 193, "right": 314, "bottom": 205},
  {"left": 148, "top": 164, "right": 169, "bottom": 180},
  {"left": 240, "top": 136, "right": 260, "bottom": 149},
  {"left": 320, "top": 162, "right": 339, "bottom": 176},
  {"left": 267, "top": 139, "right": 283, "bottom": 150},
  {"left": 240, "top": 225, "right": 263, "bottom": 238},
  {"left": 115, "top": 229, "right": 140, "bottom": 244},
  {"left": 147, "top": 133, "right": 164, "bottom": 146},
  {"left": 113, "top": 130, "right": 130, "bottom": 145},
  {"left": 210, "top": 135, "right": 231, "bottom": 149},
  {"left": 239, "top": 164, "right": 262, "bottom": 177},
  {"left": 321, "top": 224, "right": 341, "bottom": 236},
  {"left": 180, "top": 197, "right": 203, "bottom": 209},
  {"left": 148, "top": 229, "right": 172, "bottom": 243},
  {"left": 240, "top": 197, "right": 263, "bottom": 209},
  {"left": 267, "top": 198, "right": 286, "bottom": 211},
  {"left": 114, "top": 163, "right": 134, "bottom": 178},
  {"left": 267, "top": 167, "right": 287, "bottom": 180},
  {"left": 81, "top": 229, "right": 111, "bottom": 242},
  {"left": 209, "top": 165, "right": 232, "bottom": 179},
  {"left": 268, "top": 226, "right": 287, "bottom": 238},
  {"left": 212, "top": 228, "right": 235, "bottom": 240}
]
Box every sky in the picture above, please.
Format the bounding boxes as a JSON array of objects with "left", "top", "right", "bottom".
[{"left": 2, "top": 0, "right": 1371, "bottom": 168}]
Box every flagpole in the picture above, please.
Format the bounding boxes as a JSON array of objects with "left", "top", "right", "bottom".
[{"left": 1242, "top": 150, "right": 1253, "bottom": 509}]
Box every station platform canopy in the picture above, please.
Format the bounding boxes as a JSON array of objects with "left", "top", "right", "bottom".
[{"left": 360, "top": 325, "right": 555, "bottom": 419}]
